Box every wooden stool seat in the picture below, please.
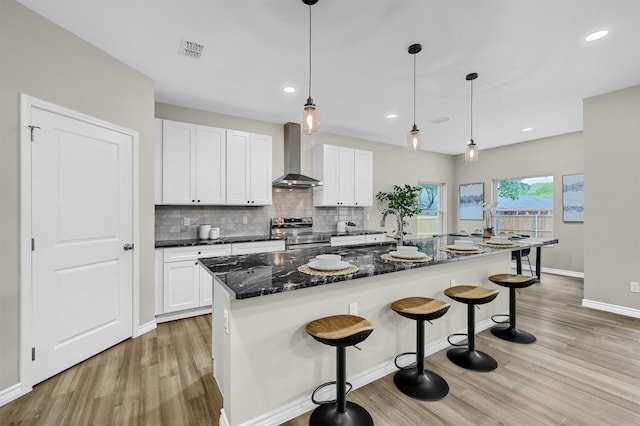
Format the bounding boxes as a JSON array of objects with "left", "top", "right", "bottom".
[
  {"left": 488, "top": 274, "right": 537, "bottom": 344},
  {"left": 444, "top": 285, "right": 499, "bottom": 372},
  {"left": 489, "top": 273, "right": 536, "bottom": 289},
  {"left": 306, "top": 314, "right": 374, "bottom": 347},
  {"left": 307, "top": 314, "right": 374, "bottom": 426},
  {"left": 391, "top": 297, "right": 450, "bottom": 321},
  {"left": 444, "top": 285, "right": 499, "bottom": 305}
]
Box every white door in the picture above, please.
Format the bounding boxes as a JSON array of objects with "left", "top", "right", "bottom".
[{"left": 30, "top": 106, "right": 134, "bottom": 384}]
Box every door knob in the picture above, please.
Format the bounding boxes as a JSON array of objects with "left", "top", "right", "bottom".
[{"left": 123, "top": 243, "right": 134, "bottom": 251}]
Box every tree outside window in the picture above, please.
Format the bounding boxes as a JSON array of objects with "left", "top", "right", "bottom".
[
  {"left": 417, "top": 183, "right": 442, "bottom": 237},
  {"left": 495, "top": 176, "right": 553, "bottom": 238}
]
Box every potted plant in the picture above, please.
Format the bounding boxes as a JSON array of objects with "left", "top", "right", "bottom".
[{"left": 376, "top": 184, "right": 423, "bottom": 236}]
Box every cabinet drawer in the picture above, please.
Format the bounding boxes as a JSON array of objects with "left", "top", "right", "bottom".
[
  {"left": 231, "top": 240, "right": 285, "bottom": 255},
  {"left": 365, "top": 233, "right": 386, "bottom": 243},
  {"left": 330, "top": 235, "right": 366, "bottom": 247},
  {"left": 164, "top": 244, "right": 232, "bottom": 262}
]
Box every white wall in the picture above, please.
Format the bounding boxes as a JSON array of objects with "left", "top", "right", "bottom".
[
  {"left": 584, "top": 84, "right": 640, "bottom": 310},
  {"left": 453, "top": 132, "right": 585, "bottom": 273},
  {"left": 0, "top": 0, "right": 156, "bottom": 390}
]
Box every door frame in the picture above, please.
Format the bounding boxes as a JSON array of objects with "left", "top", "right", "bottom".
[{"left": 19, "top": 94, "right": 140, "bottom": 391}]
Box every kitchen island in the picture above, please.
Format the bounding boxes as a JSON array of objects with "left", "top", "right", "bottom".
[{"left": 201, "top": 236, "right": 557, "bottom": 425}]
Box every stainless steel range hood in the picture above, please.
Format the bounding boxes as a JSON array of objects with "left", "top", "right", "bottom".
[{"left": 272, "top": 122, "right": 323, "bottom": 188}]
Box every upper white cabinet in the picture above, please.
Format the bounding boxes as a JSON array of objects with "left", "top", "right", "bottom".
[
  {"left": 161, "top": 119, "right": 226, "bottom": 205},
  {"left": 313, "top": 144, "right": 373, "bottom": 207},
  {"left": 156, "top": 119, "right": 272, "bottom": 206},
  {"left": 226, "top": 130, "right": 272, "bottom": 205}
]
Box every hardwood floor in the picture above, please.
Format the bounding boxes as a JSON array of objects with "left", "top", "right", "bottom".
[{"left": 2, "top": 274, "right": 639, "bottom": 425}]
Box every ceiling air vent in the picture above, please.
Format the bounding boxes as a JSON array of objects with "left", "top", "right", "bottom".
[{"left": 179, "top": 39, "right": 205, "bottom": 59}]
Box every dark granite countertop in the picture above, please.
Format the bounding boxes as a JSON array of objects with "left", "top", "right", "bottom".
[
  {"left": 155, "top": 229, "right": 387, "bottom": 248},
  {"left": 200, "top": 235, "right": 558, "bottom": 300}
]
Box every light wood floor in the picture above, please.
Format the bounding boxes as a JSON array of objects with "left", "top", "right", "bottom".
[{"left": 2, "top": 274, "right": 640, "bottom": 425}]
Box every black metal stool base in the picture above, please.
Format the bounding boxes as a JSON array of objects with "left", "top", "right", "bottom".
[
  {"left": 491, "top": 326, "right": 536, "bottom": 344},
  {"left": 309, "top": 401, "right": 373, "bottom": 426},
  {"left": 393, "top": 368, "right": 449, "bottom": 401},
  {"left": 447, "top": 347, "right": 497, "bottom": 372}
]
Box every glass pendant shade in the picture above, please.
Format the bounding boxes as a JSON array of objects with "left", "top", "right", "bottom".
[
  {"left": 465, "top": 141, "right": 478, "bottom": 162},
  {"left": 302, "top": 100, "right": 319, "bottom": 134},
  {"left": 407, "top": 125, "right": 422, "bottom": 151}
]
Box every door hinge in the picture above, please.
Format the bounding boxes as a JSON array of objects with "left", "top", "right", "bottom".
[
  {"left": 28, "top": 125, "right": 41, "bottom": 142},
  {"left": 31, "top": 238, "right": 35, "bottom": 251},
  {"left": 32, "top": 347, "right": 36, "bottom": 361}
]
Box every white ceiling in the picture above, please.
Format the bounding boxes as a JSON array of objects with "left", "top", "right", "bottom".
[{"left": 16, "top": 0, "right": 640, "bottom": 155}]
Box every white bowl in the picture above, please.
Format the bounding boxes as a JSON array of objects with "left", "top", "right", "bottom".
[
  {"left": 315, "top": 254, "right": 341, "bottom": 267},
  {"left": 489, "top": 236, "right": 510, "bottom": 243},
  {"left": 454, "top": 239, "right": 474, "bottom": 248},
  {"left": 396, "top": 245, "right": 418, "bottom": 255}
]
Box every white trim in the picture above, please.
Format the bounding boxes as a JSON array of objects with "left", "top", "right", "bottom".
[
  {"left": 581, "top": 299, "right": 640, "bottom": 319},
  {"left": 0, "top": 384, "right": 24, "bottom": 407},
  {"left": 138, "top": 319, "right": 157, "bottom": 336},
  {"left": 19, "top": 94, "right": 140, "bottom": 388},
  {"left": 155, "top": 306, "right": 212, "bottom": 323},
  {"left": 510, "top": 262, "right": 584, "bottom": 279},
  {"left": 229, "top": 318, "right": 496, "bottom": 426}
]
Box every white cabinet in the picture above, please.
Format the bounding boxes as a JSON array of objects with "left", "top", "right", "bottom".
[
  {"left": 231, "top": 240, "right": 285, "bottom": 255},
  {"left": 330, "top": 233, "right": 386, "bottom": 247},
  {"left": 161, "top": 245, "right": 231, "bottom": 314},
  {"left": 226, "top": 130, "right": 272, "bottom": 205},
  {"left": 365, "top": 233, "right": 386, "bottom": 244},
  {"left": 161, "top": 119, "right": 226, "bottom": 205},
  {"left": 313, "top": 144, "right": 373, "bottom": 207}
]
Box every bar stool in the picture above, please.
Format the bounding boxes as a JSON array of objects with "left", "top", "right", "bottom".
[
  {"left": 488, "top": 273, "right": 537, "bottom": 344},
  {"left": 391, "top": 297, "right": 450, "bottom": 401},
  {"left": 306, "top": 314, "right": 374, "bottom": 426},
  {"left": 444, "top": 285, "right": 499, "bottom": 372}
]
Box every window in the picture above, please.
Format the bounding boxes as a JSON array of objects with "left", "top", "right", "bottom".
[
  {"left": 494, "top": 176, "right": 553, "bottom": 238},
  {"left": 417, "top": 183, "right": 443, "bottom": 237}
]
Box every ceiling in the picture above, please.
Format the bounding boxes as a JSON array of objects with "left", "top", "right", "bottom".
[{"left": 16, "top": 0, "right": 640, "bottom": 155}]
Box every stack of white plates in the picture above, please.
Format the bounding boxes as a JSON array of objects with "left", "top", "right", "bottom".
[{"left": 308, "top": 254, "right": 350, "bottom": 271}]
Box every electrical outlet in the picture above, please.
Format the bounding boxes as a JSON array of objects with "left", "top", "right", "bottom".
[
  {"left": 349, "top": 302, "right": 358, "bottom": 315},
  {"left": 450, "top": 279, "right": 456, "bottom": 286},
  {"left": 631, "top": 282, "right": 640, "bottom": 293},
  {"left": 242, "top": 216, "right": 247, "bottom": 224},
  {"left": 183, "top": 217, "right": 190, "bottom": 226},
  {"left": 224, "top": 309, "right": 229, "bottom": 334}
]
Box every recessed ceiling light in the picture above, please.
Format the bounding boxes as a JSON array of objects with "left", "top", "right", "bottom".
[
  {"left": 283, "top": 86, "right": 296, "bottom": 94},
  {"left": 585, "top": 30, "right": 608, "bottom": 42},
  {"left": 523, "top": 127, "right": 533, "bottom": 132},
  {"left": 386, "top": 113, "right": 397, "bottom": 119}
]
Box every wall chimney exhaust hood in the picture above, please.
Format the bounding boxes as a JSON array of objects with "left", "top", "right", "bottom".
[{"left": 272, "top": 122, "right": 323, "bottom": 188}]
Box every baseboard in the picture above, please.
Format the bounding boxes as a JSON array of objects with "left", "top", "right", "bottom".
[
  {"left": 156, "top": 306, "right": 212, "bottom": 324},
  {"left": 581, "top": 299, "right": 640, "bottom": 319},
  {"left": 226, "top": 318, "right": 497, "bottom": 426},
  {"left": 137, "top": 319, "right": 157, "bottom": 337},
  {"left": 0, "top": 383, "right": 24, "bottom": 407},
  {"left": 510, "top": 262, "right": 584, "bottom": 279}
]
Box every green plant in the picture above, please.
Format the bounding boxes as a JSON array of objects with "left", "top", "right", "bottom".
[{"left": 376, "top": 184, "right": 423, "bottom": 229}]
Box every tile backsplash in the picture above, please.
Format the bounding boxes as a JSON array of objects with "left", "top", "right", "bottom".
[{"left": 155, "top": 188, "right": 366, "bottom": 240}]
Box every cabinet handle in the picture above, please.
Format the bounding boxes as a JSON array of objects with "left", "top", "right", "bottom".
[
  {"left": 195, "top": 262, "right": 198, "bottom": 265},
  {"left": 198, "top": 251, "right": 201, "bottom": 254},
  {"left": 192, "top": 200, "right": 195, "bottom": 203},
  {"left": 251, "top": 200, "right": 255, "bottom": 203},
  {"left": 197, "top": 200, "right": 201, "bottom": 203}
]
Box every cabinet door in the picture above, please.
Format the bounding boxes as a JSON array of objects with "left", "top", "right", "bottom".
[
  {"left": 195, "top": 125, "right": 226, "bottom": 204},
  {"left": 226, "top": 130, "right": 250, "bottom": 204},
  {"left": 338, "top": 147, "right": 355, "bottom": 206},
  {"left": 249, "top": 133, "right": 272, "bottom": 205},
  {"left": 163, "top": 260, "right": 200, "bottom": 313},
  {"left": 314, "top": 144, "right": 340, "bottom": 206},
  {"left": 354, "top": 149, "right": 373, "bottom": 206},
  {"left": 162, "top": 120, "right": 195, "bottom": 204},
  {"left": 199, "top": 264, "right": 213, "bottom": 306}
]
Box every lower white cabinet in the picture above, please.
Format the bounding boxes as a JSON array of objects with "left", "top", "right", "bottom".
[
  {"left": 159, "top": 245, "right": 231, "bottom": 316},
  {"left": 231, "top": 240, "right": 285, "bottom": 255},
  {"left": 330, "top": 233, "right": 386, "bottom": 247}
]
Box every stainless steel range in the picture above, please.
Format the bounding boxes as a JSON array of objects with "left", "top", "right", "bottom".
[{"left": 270, "top": 217, "right": 331, "bottom": 249}]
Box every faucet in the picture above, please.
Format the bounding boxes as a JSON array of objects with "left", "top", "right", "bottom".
[{"left": 380, "top": 208, "right": 404, "bottom": 247}]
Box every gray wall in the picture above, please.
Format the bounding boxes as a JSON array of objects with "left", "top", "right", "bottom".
[
  {"left": 584, "top": 84, "right": 640, "bottom": 309},
  {"left": 0, "top": 0, "right": 156, "bottom": 390},
  {"left": 453, "top": 132, "right": 585, "bottom": 273}
]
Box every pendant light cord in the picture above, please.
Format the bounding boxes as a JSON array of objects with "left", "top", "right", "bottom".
[
  {"left": 413, "top": 53, "right": 416, "bottom": 126},
  {"left": 470, "top": 78, "right": 473, "bottom": 141},
  {"left": 308, "top": 4, "right": 312, "bottom": 100}
]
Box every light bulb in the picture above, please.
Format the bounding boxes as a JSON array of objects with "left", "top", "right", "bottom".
[
  {"left": 407, "top": 128, "right": 422, "bottom": 151},
  {"left": 465, "top": 142, "right": 478, "bottom": 162},
  {"left": 302, "top": 103, "right": 319, "bottom": 134}
]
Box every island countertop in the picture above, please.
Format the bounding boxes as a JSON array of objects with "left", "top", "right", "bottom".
[{"left": 199, "top": 235, "right": 558, "bottom": 300}]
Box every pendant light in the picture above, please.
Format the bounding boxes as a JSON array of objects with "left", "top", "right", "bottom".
[
  {"left": 465, "top": 72, "right": 479, "bottom": 162},
  {"left": 301, "top": 0, "right": 319, "bottom": 134},
  {"left": 407, "top": 43, "right": 423, "bottom": 151}
]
